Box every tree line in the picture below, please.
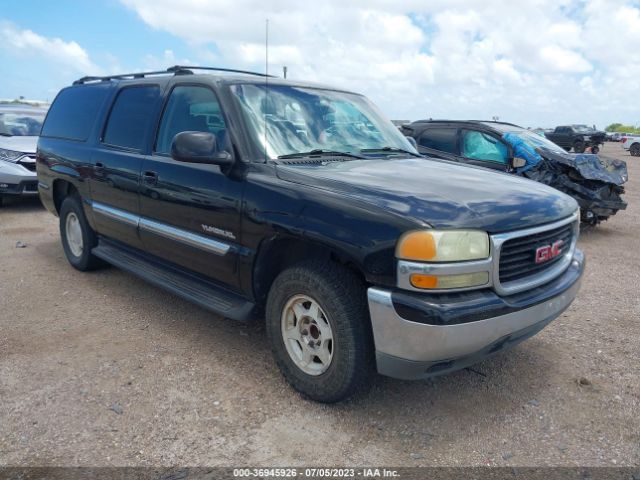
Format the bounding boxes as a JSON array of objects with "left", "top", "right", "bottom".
[{"left": 605, "top": 123, "right": 640, "bottom": 134}]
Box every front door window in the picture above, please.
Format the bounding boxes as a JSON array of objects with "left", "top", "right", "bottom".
[
  {"left": 156, "top": 85, "right": 227, "bottom": 155},
  {"left": 461, "top": 130, "right": 509, "bottom": 164}
]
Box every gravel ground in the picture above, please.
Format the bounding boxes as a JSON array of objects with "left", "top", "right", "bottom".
[{"left": 0, "top": 143, "right": 638, "bottom": 467}]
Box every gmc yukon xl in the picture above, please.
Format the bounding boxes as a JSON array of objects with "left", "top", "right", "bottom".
[{"left": 37, "top": 66, "right": 584, "bottom": 402}]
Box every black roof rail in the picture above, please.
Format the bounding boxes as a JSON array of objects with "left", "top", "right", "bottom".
[
  {"left": 73, "top": 65, "right": 274, "bottom": 85},
  {"left": 411, "top": 119, "right": 522, "bottom": 128},
  {"left": 167, "top": 65, "right": 275, "bottom": 78}
]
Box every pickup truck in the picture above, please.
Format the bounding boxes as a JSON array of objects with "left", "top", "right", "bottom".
[
  {"left": 37, "top": 66, "right": 585, "bottom": 402},
  {"left": 545, "top": 125, "right": 606, "bottom": 153}
]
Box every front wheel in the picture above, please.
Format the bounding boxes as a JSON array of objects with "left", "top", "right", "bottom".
[
  {"left": 591, "top": 145, "right": 599, "bottom": 154},
  {"left": 573, "top": 140, "right": 585, "bottom": 153},
  {"left": 266, "top": 260, "right": 374, "bottom": 402},
  {"left": 59, "top": 195, "right": 102, "bottom": 271},
  {"left": 631, "top": 143, "right": 640, "bottom": 157}
]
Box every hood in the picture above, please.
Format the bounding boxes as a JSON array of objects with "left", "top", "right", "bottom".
[
  {"left": 541, "top": 149, "right": 627, "bottom": 186},
  {"left": 275, "top": 158, "right": 577, "bottom": 233},
  {"left": 0, "top": 135, "right": 38, "bottom": 154},
  {"left": 503, "top": 132, "right": 627, "bottom": 186}
]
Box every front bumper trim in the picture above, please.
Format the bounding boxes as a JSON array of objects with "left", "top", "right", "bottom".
[{"left": 368, "top": 250, "right": 584, "bottom": 380}]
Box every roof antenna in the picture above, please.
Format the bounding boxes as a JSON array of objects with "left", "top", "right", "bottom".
[{"left": 264, "top": 18, "right": 269, "bottom": 162}]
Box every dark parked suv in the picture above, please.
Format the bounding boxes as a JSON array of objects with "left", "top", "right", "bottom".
[{"left": 38, "top": 66, "right": 584, "bottom": 402}]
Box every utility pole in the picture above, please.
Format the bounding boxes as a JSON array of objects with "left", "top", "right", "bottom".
[{"left": 283, "top": 66, "right": 288, "bottom": 79}]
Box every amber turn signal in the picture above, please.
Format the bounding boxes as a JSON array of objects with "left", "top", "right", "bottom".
[{"left": 409, "top": 274, "right": 439, "bottom": 289}]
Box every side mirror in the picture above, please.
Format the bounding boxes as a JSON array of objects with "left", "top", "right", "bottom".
[
  {"left": 171, "top": 131, "right": 233, "bottom": 166},
  {"left": 405, "top": 136, "right": 418, "bottom": 149},
  {"left": 512, "top": 157, "right": 527, "bottom": 169}
]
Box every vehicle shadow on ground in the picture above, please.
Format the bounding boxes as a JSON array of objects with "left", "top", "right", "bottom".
[
  {"left": 25, "top": 226, "right": 556, "bottom": 444},
  {"left": 579, "top": 222, "right": 628, "bottom": 241},
  {"left": 0, "top": 196, "right": 44, "bottom": 212},
  {"left": 104, "top": 265, "right": 550, "bottom": 403}
]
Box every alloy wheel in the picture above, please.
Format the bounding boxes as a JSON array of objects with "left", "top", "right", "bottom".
[{"left": 280, "top": 294, "right": 334, "bottom": 376}]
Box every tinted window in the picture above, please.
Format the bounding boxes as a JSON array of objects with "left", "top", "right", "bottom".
[
  {"left": 41, "top": 84, "right": 110, "bottom": 141},
  {"left": 461, "top": 130, "right": 509, "bottom": 164},
  {"left": 102, "top": 86, "right": 161, "bottom": 151},
  {"left": 156, "top": 85, "right": 227, "bottom": 155},
  {"left": 418, "top": 128, "right": 458, "bottom": 153}
]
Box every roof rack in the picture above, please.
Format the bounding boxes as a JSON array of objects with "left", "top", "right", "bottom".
[
  {"left": 412, "top": 119, "right": 521, "bottom": 128},
  {"left": 73, "top": 65, "right": 274, "bottom": 85}
]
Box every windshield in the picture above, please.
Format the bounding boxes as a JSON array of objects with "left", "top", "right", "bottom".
[
  {"left": 229, "top": 84, "right": 417, "bottom": 159},
  {"left": 507, "top": 129, "right": 568, "bottom": 154},
  {"left": 0, "top": 109, "right": 46, "bottom": 136},
  {"left": 573, "top": 125, "right": 593, "bottom": 133}
]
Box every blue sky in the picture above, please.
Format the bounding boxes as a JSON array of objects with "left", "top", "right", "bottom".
[
  {"left": 2, "top": 0, "right": 640, "bottom": 127},
  {"left": 1, "top": 0, "right": 193, "bottom": 101}
]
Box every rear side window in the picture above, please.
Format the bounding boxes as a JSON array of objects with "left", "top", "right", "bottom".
[
  {"left": 102, "top": 86, "right": 161, "bottom": 151},
  {"left": 418, "top": 128, "right": 458, "bottom": 153},
  {"left": 41, "top": 84, "right": 110, "bottom": 141}
]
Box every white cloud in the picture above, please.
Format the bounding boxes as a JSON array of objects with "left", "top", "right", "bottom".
[
  {"left": 5, "top": 1, "right": 639, "bottom": 128},
  {"left": 0, "top": 22, "right": 100, "bottom": 74},
  {"left": 117, "top": 0, "right": 640, "bottom": 127},
  {"left": 538, "top": 45, "right": 592, "bottom": 73}
]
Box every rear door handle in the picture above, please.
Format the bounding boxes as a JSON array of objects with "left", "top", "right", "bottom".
[
  {"left": 143, "top": 170, "right": 158, "bottom": 185},
  {"left": 93, "top": 162, "right": 105, "bottom": 177}
]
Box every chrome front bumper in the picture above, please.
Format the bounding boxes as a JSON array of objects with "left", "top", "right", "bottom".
[{"left": 368, "top": 250, "right": 584, "bottom": 380}]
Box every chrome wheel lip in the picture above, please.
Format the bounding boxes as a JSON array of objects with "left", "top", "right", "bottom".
[
  {"left": 65, "top": 212, "right": 84, "bottom": 257},
  {"left": 281, "top": 294, "right": 334, "bottom": 376}
]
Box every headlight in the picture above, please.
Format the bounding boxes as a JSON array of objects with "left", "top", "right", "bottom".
[
  {"left": 396, "top": 230, "right": 490, "bottom": 262},
  {"left": 0, "top": 148, "right": 24, "bottom": 163}
]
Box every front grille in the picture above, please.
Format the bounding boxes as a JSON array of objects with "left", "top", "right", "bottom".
[
  {"left": 22, "top": 181, "right": 38, "bottom": 192},
  {"left": 499, "top": 223, "right": 574, "bottom": 283}
]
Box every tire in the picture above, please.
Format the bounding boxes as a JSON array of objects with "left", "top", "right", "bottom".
[
  {"left": 265, "top": 260, "right": 374, "bottom": 403},
  {"left": 59, "top": 195, "right": 102, "bottom": 271},
  {"left": 573, "top": 140, "right": 585, "bottom": 153},
  {"left": 631, "top": 143, "right": 640, "bottom": 157},
  {"left": 591, "top": 145, "right": 599, "bottom": 155}
]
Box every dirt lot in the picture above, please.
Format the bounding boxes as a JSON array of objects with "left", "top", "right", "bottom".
[{"left": 1, "top": 143, "right": 638, "bottom": 467}]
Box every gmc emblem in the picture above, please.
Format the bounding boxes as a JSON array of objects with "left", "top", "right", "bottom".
[{"left": 535, "top": 240, "right": 565, "bottom": 264}]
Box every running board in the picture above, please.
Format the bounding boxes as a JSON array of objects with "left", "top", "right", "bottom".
[{"left": 92, "top": 239, "right": 255, "bottom": 322}]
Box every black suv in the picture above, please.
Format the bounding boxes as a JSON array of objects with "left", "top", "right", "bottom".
[
  {"left": 38, "top": 67, "right": 584, "bottom": 402},
  {"left": 402, "top": 120, "right": 627, "bottom": 224}
]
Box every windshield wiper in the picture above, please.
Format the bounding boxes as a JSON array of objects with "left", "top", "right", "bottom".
[
  {"left": 277, "top": 149, "right": 366, "bottom": 160},
  {"left": 360, "top": 146, "right": 422, "bottom": 157}
]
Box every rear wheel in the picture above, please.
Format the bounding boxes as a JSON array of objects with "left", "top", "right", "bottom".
[
  {"left": 631, "top": 143, "right": 640, "bottom": 156},
  {"left": 266, "top": 260, "right": 373, "bottom": 402},
  {"left": 59, "top": 195, "right": 102, "bottom": 271}
]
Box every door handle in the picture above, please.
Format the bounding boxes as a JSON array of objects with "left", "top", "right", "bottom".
[
  {"left": 93, "top": 162, "right": 105, "bottom": 177},
  {"left": 142, "top": 170, "right": 158, "bottom": 185}
]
